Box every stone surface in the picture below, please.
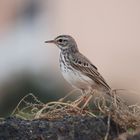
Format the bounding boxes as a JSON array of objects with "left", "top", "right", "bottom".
[{"left": 0, "top": 116, "right": 124, "bottom": 140}]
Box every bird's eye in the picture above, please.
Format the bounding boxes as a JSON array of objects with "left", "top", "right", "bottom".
[{"left": 58, "top": 39, "right": 63, "bottom": 43}]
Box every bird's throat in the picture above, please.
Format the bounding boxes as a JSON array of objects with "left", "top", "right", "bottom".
[{"left": 61, "top": 46, "right": 79, "bottom": 55}]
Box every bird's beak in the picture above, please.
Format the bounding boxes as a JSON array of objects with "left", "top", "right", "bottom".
[{"left": 45, "top": 40, "right": 55, "bottom": 44}]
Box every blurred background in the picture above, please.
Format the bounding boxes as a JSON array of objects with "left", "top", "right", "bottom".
[{"left": 0, "top": 0, "right": 140, "bottom": 117}]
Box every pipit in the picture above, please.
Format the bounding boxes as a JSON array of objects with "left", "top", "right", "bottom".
[{"left": 45, "top": 35, "right": 112, "bottom": 107}]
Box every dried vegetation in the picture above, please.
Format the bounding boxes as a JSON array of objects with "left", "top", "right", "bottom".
[{"left": 12, "top": 89, "right": 140, "bottom": 131}]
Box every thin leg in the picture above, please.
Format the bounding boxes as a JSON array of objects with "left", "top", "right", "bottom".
[
  {"left": 81, "top": 94, "right": 93, "bottom": 109},
  {"left": 81, "top": 89, "right": 94, "bottom": 109},
  {"left": 72, "top": 89, "right": 87, "bottom": 106},
  {"left": 72, "top": 89, "right": 94, "bottom": 107},
  {"left": 72, "top": 95, "right": 85, "bottom": 106}
]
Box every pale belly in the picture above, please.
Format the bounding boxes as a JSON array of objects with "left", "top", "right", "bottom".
[
  {"left": 61, "top": 67, "right": 94, "bottom": 91},
  {"left": 59, "top": 53, "right": 94, "bottom": 91}
]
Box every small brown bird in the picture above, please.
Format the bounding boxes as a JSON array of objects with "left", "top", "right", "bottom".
[{"left": 45, "top": 35, "right": 111, "bottom": 98}]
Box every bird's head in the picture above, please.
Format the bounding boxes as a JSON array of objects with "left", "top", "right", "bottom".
[{"left": 45, "top": 35, "right": 78, "bottom": 52}]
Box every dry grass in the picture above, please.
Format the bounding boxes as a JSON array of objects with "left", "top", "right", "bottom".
[
  {"left": 12, "top": 90, "right": 140, "bottom": 130},
  {"left": 94, "top": 89, "right": 140, "bottom": 129},
  {"left": 11, "top": 91, "right": 96, "bottom": 120}
]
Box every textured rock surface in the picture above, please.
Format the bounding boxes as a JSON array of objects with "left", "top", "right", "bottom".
[{"left": 0, "top": 116, "right": 124, "bottom": 140}]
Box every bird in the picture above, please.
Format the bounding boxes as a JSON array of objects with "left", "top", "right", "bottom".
[{"left": 45, "top": 35, "right": 112, "bottom": 105}]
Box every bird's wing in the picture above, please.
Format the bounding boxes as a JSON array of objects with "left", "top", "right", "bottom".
[{"left": 69, "top": 53, "right": 111, "bottom": 90}]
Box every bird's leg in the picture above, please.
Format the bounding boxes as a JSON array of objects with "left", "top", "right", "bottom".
[
  {"left": 81, "top": 94, "right": 93, "bottom": 109},
  {"left": 72, "top": 96, "right": 84, "bottom": 106},
  {"left": 72, "top": 89, "right": 94, "bottom": 108},
  {"left": 72, "top": 89, "right": 88, "bottom": 107},
  {"left": 81, "top": 89, "right": 94, "bottom": 109}
]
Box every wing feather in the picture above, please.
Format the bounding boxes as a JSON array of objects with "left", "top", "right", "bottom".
[{"left": 69, "top": 53, "right": 111, "bottom": 90}]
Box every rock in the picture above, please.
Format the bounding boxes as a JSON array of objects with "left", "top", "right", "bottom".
[{"left": 0, "top": 116, "right": 124, "bottom": 140}]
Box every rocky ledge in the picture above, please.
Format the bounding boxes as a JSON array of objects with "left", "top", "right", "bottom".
[{"left": 0, "top": 116, "right": 139, "bottom": 140}]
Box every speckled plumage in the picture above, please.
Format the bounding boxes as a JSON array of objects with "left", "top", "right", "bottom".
[{"left": 45, "top": 35, "right": 111, "bottom": 95}]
